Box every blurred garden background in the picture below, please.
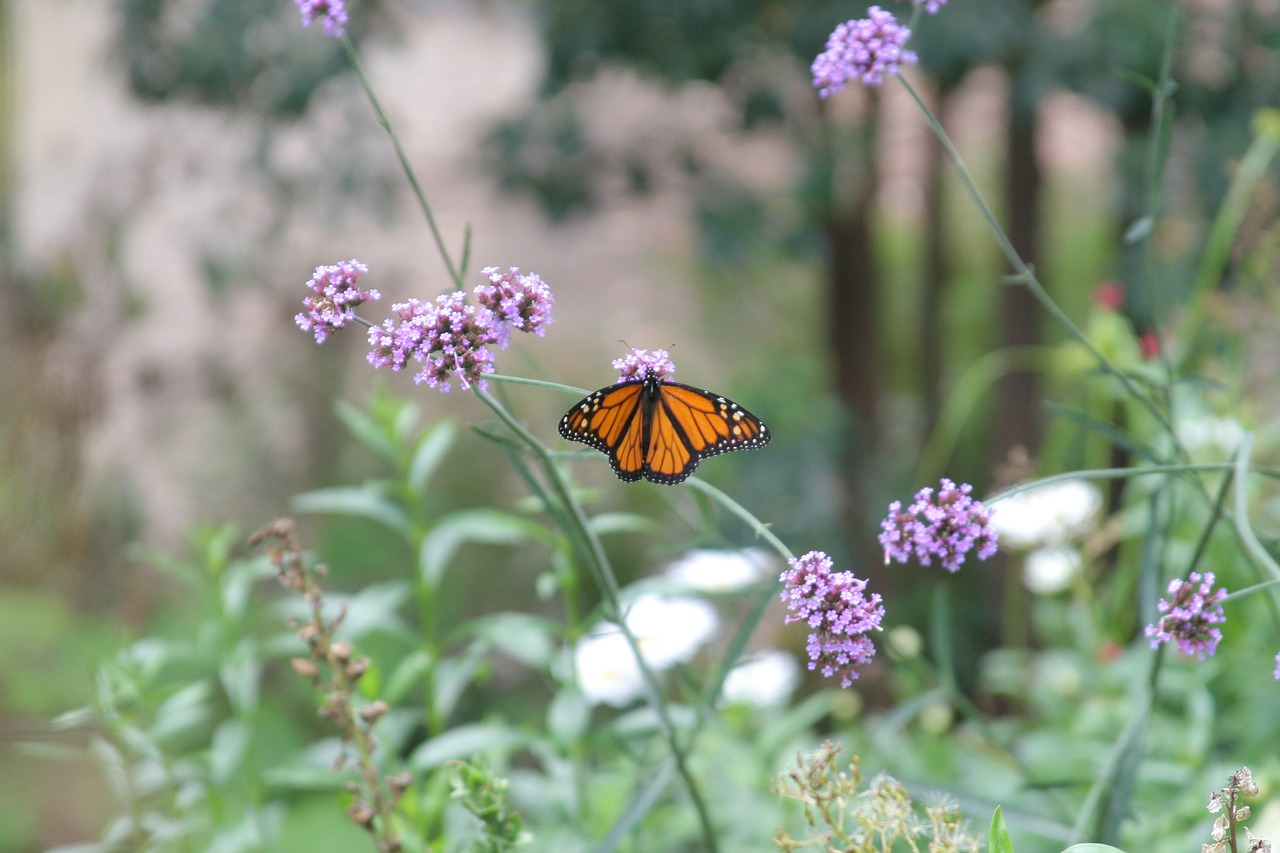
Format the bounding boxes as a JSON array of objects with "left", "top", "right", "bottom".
[{"left": 3, "top": 0, "right": 1280, "bottom": 850}]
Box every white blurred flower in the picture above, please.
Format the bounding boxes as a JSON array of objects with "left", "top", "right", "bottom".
[
  {"left": 665, "top": 547, "right": 773, "bottom": 592},
  {"left": 990, "top": 479, "right": 1102, "bottom": 549},
  {"left": 625, "top": 594, "right": 719, "bottom": 669},
  {"left": 572, "top": 595, "right": 719, "bottom": 707},
  {"left": 722, "top": 651, "right": 800, "bottom": 707},
  {"left": 1176, "top": 415, "right": 1245, "bottom": 455},
  {"left": 574, "top": 630, "right": 645, "bottom": 707},
  {"left": 1022, "top": 546, "right": 1082, "bottom": 596}
]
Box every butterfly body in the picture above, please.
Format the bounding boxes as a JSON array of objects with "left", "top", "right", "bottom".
[{"left": 559, "top": 368, "right": 771, "bottom": 485}]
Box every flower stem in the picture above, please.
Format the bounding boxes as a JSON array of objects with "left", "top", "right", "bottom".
[
  {"left": 894, "top": 73, "right": 1175, "bottom": 441},
  {"left": 341, "top": 36, "right": 465, "bottom": 290},
  {"left": 474, "top": 388, "right": 721, "bottom": 852}
]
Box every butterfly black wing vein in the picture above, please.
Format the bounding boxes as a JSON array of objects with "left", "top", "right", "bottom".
[{"left": 558, "top": 373, "right": 771, "bottom": 485}]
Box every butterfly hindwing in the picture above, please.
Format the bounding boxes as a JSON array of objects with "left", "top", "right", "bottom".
[{"left": 559, "top": 372, "right": 771, "bottom": 485}]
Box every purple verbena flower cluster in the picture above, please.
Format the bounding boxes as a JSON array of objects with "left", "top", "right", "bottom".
[
  {"left": 879, "top": 478, "right": 998, "bottom": 572},
  {"left": 295, "top": 262, "right": 552, "bottom": 393},
  {"left": 811, "top": 6, "right": 918, "bottom": 96},
  {"left": 366, "top": 293, "right": 498, "bottom": 392},
  {"left": 475, "top": 266, "right": 555, "bottom": 347},
  {"left": 1144, "top": 571, "right": 1228, "bottom": 660},
  {"left": 915, "top": 0, "right": 948, "bottom": 13},
  {"left": 295, "top": 259, "right": 379, "bottom": 344},
  {"left": 1274, "top": 651, "right": 1279, "bottom": 680},
  {"left": 613, "top": 348, "right": 677, "bottom": 383},
  {"left": 780, "top": 551, "right": 885, "bottom": 688},
  {"left": 295, "top": 0, "right": 348, "bottom": 38}
]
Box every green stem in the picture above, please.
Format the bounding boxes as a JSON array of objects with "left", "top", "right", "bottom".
[
  {"left": 1232, "top": 433, "right": 1280, "bottom": 582},
  {"left": 475, "top": 388, "right": 721, "bottom": 852},
  {"left": 894, "top": 73, "right": 1175, "bottom": 442},
  {"left": 341, "top": 36, "right": 465, "bottom": 289}
]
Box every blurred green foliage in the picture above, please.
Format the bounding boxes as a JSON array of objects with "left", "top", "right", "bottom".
[{"left": 9, "top": 1, "right": 1280, "bottom": 851}]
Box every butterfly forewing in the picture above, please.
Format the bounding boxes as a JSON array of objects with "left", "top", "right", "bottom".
[{"left": 559, "top": 382, "right": 647, "bottom": 481}]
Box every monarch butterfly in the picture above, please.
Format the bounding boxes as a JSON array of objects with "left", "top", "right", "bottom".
[{"left": 558, "top": 356, "right": 771, "bottom": 485}]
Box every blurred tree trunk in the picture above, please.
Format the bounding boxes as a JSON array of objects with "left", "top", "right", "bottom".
[
  {"left": 920, "top": 88, "right": 958, "bottom": 436},
  {"left": 825, "top": 114, "right": 881, "bottom": 550},
  {"left": 996, "top": 95, "right": 1042, "bottom": 460}
]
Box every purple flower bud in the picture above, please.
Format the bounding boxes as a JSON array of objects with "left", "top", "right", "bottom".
[
  {"left": 296, "top": 259, "right": 378, "bottom": 344},
  {"left": 879, "top": 479, "right": 998, "bottom": 572},
  {"left": 296, "top": 0, "right": 348, "bottom": 38},
  {"left": 613, "top": 349, "right": 676, "bottom": 383},
  {"left": 366, "top": 292, "right": 499, "bottom": 392},
  {"left": 812, "top": 7, "right": 918, "bottom": 96},
  {"left": 1144, "top": 572, "right": 1227, "bottom": 660},
  {"left": 475, "top": 266, "right": 555, "bottom": 346}
]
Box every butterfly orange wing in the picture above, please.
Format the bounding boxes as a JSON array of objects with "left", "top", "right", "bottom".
[
  {"left": 558, "top": 382, "right": 648, "bottom": 482},
  {"left": 645, "top": 382, "right": 771, "bottom": 484},
  {"left": 559, "top": 376, "right": 770, "bottom": 485}
]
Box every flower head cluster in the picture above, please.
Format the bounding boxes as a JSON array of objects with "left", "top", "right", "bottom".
[
  {"left": 295, "top": 0, "right": 348, "bottom": 38},
  {"left": 780, "top": 551, "right": 885, "bottom": 688},
  {"left": 879, "top": 479, "right": 998, "bottom": 572},
  {"left": 1144, "top": 571, "right": 1227, "bottom": 660},
  {"left": 295, "top": 259, "right": 379, "bottom": 343},
  {"left": 1275, "top": 651, "right": 1280, "bottom": 681},
  {"left": 613, "top": 348, "right": 676, "bottom": 383},
  {"left": 307, "top": 265, "right": 550, "bottom": 393},
  {"left": 366, "top": 293, "right": 498, "bottom": 392},
  {"left": 475, "top": 266, "right": 555, "bottom": 346},
  {"left": 812, "top": 7, "right": 918, "bottom": 96},
  {"left": 914, "top": 0, "right": 948, "bottom": 13}
]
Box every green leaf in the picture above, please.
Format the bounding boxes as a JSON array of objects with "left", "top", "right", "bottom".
[
  {"left": 209, "top": 719, "right": 250, "bottom": 786},
  {"left": 218, "top": 638, "right": 262, "bottom": 714},
  {"left": 432, "top": 653, "right": 485, "bottom": 722},
  {"left": 1045, "top": 403, "right": 1163, "bottom": 466},
  {"left": 407, "top": 418, "right": 457, "bottom": 496},
  {"left": 335, "top": 399, "right": 400, "bottom": 464},
  {"left": 418, "top": 508, "right": 542, "bottom": 587},
  {"left": 149, "top": 680, "right": 215, "bottom": 745},
  {"left": 465, "top": 612, "right": 558, "bottom": 669},
  {"left": 336, "top": 580, "right": 412, "bottom": 640},
  {"left": 988, "top": 806, "right": 1014, "bottom": 853},
  {"left": 586, "top": 512, "right": 660, "bottom": 536},
  {"left": 1123, "top": 215, "right": 1153, "bottom": 245},
  {"left": 546, "top": 687, "right": 590, "bottom": 747},
  {"left": 409, "top": 723, "right": 530, "bottom": 770},
  {"left": 384, "top": 649, "right": 432, "bottom": 706},
  {"left": 291, "top": 485, "right": 414, "bottom": 541}
]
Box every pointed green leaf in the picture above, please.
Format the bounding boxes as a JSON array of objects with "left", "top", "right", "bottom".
[
  {"left": 407, "top": 418, "right": 457, "bottom": 496},
  {"left": 988, "top": 805, "right": 1014, "bottom": 853},
  {"left": 418, "top": 509, "right": 542, "bottom": 587},
  {"left": 335, "top": 399, "right": 400, "bottom": 464},
  {"left": 291, "top": 485, "right": 414, "bottom": 541},
  {"left": 409, "top": 723, "right": 530, "bottom": 770}
]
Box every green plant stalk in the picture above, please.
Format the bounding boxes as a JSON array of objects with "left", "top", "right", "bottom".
[
  {"left": 1178, "top": 109, "right": 1280, "bottom": 370},
  {"left": 986, "top": 463, "right": 1235, "bottom": 504},
  {"left": 341, "top": 36, "right": 465, "bottom": 289},
  {"left": 1232, "top": 433, "right": 1280, "bottom": 583},
  {"left": 894, "top": 74, "right": 1175, "bottom": 443},
  {"left": 476, "top": 386, "right": 721, "bottom": 853}
]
